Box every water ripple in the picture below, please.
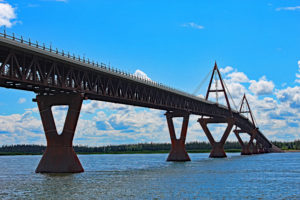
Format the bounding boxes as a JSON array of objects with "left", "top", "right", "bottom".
[{"left": 0, "top": 153, "right": 299, "bottom": 199}]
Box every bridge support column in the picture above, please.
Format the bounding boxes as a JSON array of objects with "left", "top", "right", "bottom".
[
  {"left": 233, "top": 130, "right": 251, "bottom": 155},
  {"left": 234, "top": 128, "right": 258, "bottom": 155},
  {"left": 251, "top": 142, "right": 259, "bottom": 154},
  {"left": 35, "top": 94, "right": 84, "bottom": 173},
  {"left": 165, "top": 111, "right": 191, "bottom": 162},
  {"left": 258, "top": 145, "right": 265, "bottom": 154},
  {"left": 198, "top": 117, "right": 234, "bottom": 158}
]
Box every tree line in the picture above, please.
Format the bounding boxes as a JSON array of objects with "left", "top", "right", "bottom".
[
  {"left": 0, "top": 140, "right": 299, "bottom": 155},
  {"left": 271, "top": 140, "right": 300, "bottom": 150}
]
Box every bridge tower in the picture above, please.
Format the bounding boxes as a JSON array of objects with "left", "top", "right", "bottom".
[
  {"left": 197, "top": 62, "right": 235, "bottom": 158},
  {"left": 165, "top": 111, "right": 191, "bottom": 161},
  {"left": 233, "top": 94, "right": 259, "bottom": 155},
  {"left": 34, "top": 94, "right": 84, "bottom": 173}
]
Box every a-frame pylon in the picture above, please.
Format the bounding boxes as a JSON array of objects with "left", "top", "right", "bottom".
[
  {"left": 239, "top": 94, "right": 256, "bottom": 127},
  {"left": 198, "top": 62, "right": 235, "bottom": 158},
  {"left": 234, "top": 94, "right": 259, "bottom": 155},
  {"left": 205, "top": 61, "right": 232, "bottom": 113}
]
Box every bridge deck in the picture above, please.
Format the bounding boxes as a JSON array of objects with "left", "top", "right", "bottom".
[{"left": 0, "top": 33, "right": 276, "bottom": 149}]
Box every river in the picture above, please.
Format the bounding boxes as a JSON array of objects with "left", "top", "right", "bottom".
[{"left": 0, "top": 152, "right": 299, "bottom": 199}]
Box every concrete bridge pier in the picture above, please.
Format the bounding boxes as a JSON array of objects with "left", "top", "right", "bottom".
[
  {"left": 258, "top": 146, "right": 266, "bottom": 154},
  {"left": 242, "top": 145, "right": 252, "bottom": 155},
  {"left": 34, "top": 94, "right": 84, "bottom": 173},
  {"left": 258, "top": 145, "right": 270, "bottom": 153},
  {"left": 234, "top": 128, "right": 258, "bottom": 155},
  {"left": 251, "top": 142, "right": 259, "bottom": 154},
  {"left": 233, "top": 129, "right": 252, "bottom": 155},
  {"left": 165, "top": 111, "right": 191, "bottom": 162},
  {"left": 198, "top": 117, "right": 234, "bottom": 158}
]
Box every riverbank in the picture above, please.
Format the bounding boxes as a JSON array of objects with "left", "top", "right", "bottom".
[
  {"left": 0, "top": 149, "right": 243, "bottom": 156},
  {"left": 0, "top": 143, "right": 241, "bottom": 156},
  {"left": 284, "top": 150, "right": 300, "bottom": 152},
  {"left": 1, "top": 140, "right": 299, "bottom": 156}
]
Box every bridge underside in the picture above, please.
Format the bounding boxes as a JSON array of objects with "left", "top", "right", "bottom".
[
  {"left": 0, "top": 34, "right": 283, "bottom": 173},
  {"left": 32, "top": 94, "right": 279, "bottom": 173}
]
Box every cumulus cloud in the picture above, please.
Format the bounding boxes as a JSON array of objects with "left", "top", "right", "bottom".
[
  {"left": 0, "top": 2, "right": 16, "bottom": 27},
  {"left": 133, "top": 69, "right": 151, "bottom": 80},
  {"left": 225, "top": 82, "right": 246, "bottom": 99},
  {"left": 295, "top": 60, "right": 300, "bottom": 83},
  {"left": 182, "top": 22, "right": 204, "bottom": 29},
  {"left": 0, "top": 111, "right": 43, "bottom": 144},
  {"left": 3, "top": 65, "right": 300, "bottom": 145},
  {"left": 227, "top": 72, "right": 249, "bottom": 83},
  {"left": 249, "top": 76, "right": 274, "bottom": 95},
  {"left": 276, "top": 86, "right": 300, "bottom": 108},
  {"left": 220, "top": 66, "right": 233, "bottom": 74},
  {"left": 276, "top": 6, "right": 300, "bottom": 11}
]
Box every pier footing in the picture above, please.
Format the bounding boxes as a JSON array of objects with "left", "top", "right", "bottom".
[
  {"left": 198, "top": 117, "right": 234, "bottom": 158},
  {"left": 35, "top": 94, "right": 84, "bottom": 173},
  {"left": 165, "top": 111, "right": 191, "bottom": 162}
]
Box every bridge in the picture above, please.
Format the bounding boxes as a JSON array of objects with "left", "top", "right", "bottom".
[{"left": 0, "top": 32, "right": 282, "bottom": 173}]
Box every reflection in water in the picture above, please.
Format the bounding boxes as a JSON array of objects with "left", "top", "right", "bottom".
[{"left": 0, "top": 153, "right": 300, "bottom": 199}]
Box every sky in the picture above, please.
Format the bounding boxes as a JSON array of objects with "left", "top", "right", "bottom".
[{"left": 0, "top": 0, "right": 300, "bottom": 146}]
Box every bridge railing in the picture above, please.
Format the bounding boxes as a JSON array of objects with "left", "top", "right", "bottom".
[{"left": 0, "top": 31, "right": 226, "bottom": 107}]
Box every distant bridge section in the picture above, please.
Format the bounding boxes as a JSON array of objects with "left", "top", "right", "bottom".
[{"left": 0, "top": 32, "right": 281, "bottom": 173}]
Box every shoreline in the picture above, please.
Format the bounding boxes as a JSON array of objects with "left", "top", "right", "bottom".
[
  {"left": 284, "top": 150, "right": 300, "bottom": 152},
  {"left": 2, "top": 150, "right": 299, "bottom": 156},
  {"left": 0, "top": 149, "right": 242, "bottom": 156}
]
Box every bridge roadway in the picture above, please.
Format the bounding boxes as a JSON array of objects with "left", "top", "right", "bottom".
[{"left": 0, "top": 33, "right": 281, "bottom": 172}]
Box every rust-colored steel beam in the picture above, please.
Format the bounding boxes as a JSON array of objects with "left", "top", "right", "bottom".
[
  {"left": 234, "top": 128, "right": 259, "bottom": 155},
  {"left": 165, "top": 111, "right": 191, "bottom": 161},
  {"left": 205, "top": 62, "right": 232, "bottom": 114},
  {"left": 234, "top": 129, "right": 251, "bottom": 155},
  {"left": 35, "top": 94, "right": 84, "bottom": 173},
  {"left": 239, "top": 94, "right": 256, "bottom": 128},
  {"left": 251, "top": 141, "right": 259, "bottom": 154},
  {"left": 0, "top": 34, "right": 278, "bottom": 154},
  {"left": 198, "top": 117, "right": 235, "bottom": 158}
]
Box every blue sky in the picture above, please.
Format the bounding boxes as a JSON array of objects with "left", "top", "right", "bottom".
[{"left": 0, "top": 0, "right": 300, "bottom": 145}]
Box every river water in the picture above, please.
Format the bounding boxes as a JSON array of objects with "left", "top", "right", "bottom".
[{"left": 0, "top": 152, "right": 299, "bottom": 199}]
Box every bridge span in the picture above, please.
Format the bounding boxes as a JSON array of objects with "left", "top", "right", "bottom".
[{"left": 0, "top": 32, "right": 282, "bottom": 173}]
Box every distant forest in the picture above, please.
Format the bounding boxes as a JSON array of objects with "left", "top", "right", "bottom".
[{"left": 0, "top": 140, "right": 299, "bottom": 155}]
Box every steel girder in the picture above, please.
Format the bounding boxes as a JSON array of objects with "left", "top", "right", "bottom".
[{"left": 0, "top": 39, "right": 273, "bottom": 149}]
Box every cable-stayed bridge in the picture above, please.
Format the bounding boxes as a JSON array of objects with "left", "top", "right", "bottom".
[{"left": 0, "top": 32, "right": 282, "bottom": 173}]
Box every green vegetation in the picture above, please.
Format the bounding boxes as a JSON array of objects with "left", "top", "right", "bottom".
[
  {"left": 0, "top": 142, "right": 239, "bottom": 155},
  {"left": 272, "top": 140, "right": 300, "bottom": 150},
  {"left": 0, "top": 140, "right": 299, "bottom": 155}
]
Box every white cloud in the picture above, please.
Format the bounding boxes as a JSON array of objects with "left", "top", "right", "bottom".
[
  {"left": 276, "top": 6, "right": 300, "bottom": 11},
  {"left": 225, "top": 82, "right": 246, "bottom": 99},
  {"left": 220, "top": 66, "right": 233, "bottom": 74},
  {"left": 295, "top": 60, "right": 300, "bottom": 83},
  {"left": 18, "top": 98, "right": 26, "bottom": 104},
  {"left": 0, "top": 111, "right": 43, "bottom": 144},
  {"left": 275, "top": 86, "right": 300, "bottom": 108},
  {"left": 227, "top": 72, "right": 249, "bottom": 83},
  {"left": 3, "top": 65, "right": 300, "bottom": 145},
  {"left": 249, "top": 76, "right": 274, "bottom": 95},
  {"left": 0, "top": 2, "right": 16, "bottom": 27},
  {"left": 182, "top": 22, "right": 204, "bottom": 30},
  {"left": 133, "top": 69, "right": 151, "bottom": 80}
]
